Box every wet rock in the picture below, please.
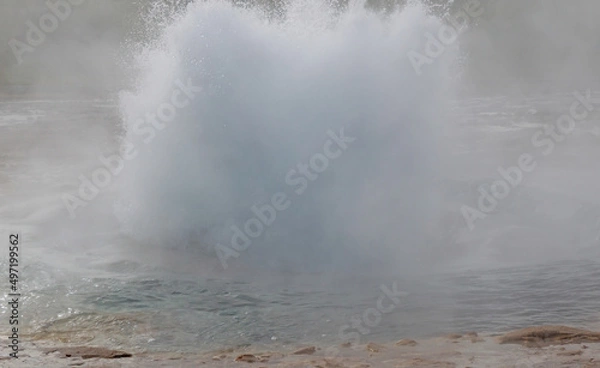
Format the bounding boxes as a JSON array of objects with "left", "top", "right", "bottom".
[
  {"left": 395, "top": 358, "right": 456, "bottom": 368},
  {"left": 293, "top": 346, "right": 316, "bottom": 355},
  {"left": 45, "top": 346, "right": 132, "bottom": 359},
  {"left": 235, "top": 354, "right": 258, "bottom": 363},
  {"left": 396, "top": 339, "right": 418, "bottom": 346},
  {"left": 499, "top": 326, "right": 600, "bottom": 347},
  {"left": 557, "top": 350, "right": 583, "bottom": 356},
  {"left": 366, "top": 342, "right": 384, "bottom": 353}
]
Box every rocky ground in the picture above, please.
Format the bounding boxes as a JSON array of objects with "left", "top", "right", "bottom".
[{"left": 2, "top": 325, "right": 600, "bottom": 367}]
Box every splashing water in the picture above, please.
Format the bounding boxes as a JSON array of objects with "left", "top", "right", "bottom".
[{"left": 116, "top": 0, "right": 456, "bottom": 274}]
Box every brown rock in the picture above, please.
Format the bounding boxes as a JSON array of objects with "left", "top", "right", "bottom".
[
  {"left": 44, "top": 346, "right": 132, "bottom": 359},
  {"left": 366, "top": 342, "right": 384, "bottom": 353},
  {"left": 396, "top": 358, "right": 456, "bottom": 368},
  {"left": 557, "top": 350, "right": 583, "bottom": 356},
  {"left": 317, "top": 359, "right": 346, "bottom": 368},
  {"left": 235, "top": 354, "right": 258, "bottom": 363},
  {"left": 498, "top": 326, "right": 600, "bottom": 347},
  {"left": 396, "top": 339, "right": 418, "bottom": 346},
  {"left": 445, "top": 334, "right": 463, "bottom": 340},
  {"left": 293, "top": 346, "right": 316, "bottom": 355}
]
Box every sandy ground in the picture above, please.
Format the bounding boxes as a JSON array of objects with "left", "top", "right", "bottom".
[{"left": 2, "top": 326, "right": 600, "bottom": 367}]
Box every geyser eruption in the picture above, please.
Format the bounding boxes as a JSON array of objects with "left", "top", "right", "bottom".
[{"left": 116, "top": 0, "right": 456, "bottom": 273}]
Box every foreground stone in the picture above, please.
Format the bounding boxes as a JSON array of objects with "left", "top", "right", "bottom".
[
  {"left": 292, "top": 346, "right": 316, "bottom": 355},
  {"left": 499, "top": 325, "right": 600, "bottom": 347},
  {"left": 44, "top": 346, "right": 132, "bottom": 359},
  {"left": 396, "top": 338, "right": 418, "bottom": 346}
]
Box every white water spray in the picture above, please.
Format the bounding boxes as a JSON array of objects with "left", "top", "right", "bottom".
[{"left": 116, "top": 0, "right": 456, "bottom": 273}]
